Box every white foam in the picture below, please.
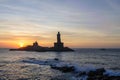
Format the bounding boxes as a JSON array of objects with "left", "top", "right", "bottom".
[
  {"left": 104, "top": 70, "right": 120, "bottom": 76},
  {"left": 22, "top": 58, "right": 120, "bottom": 77},
  {"left": 73, "top": 64, "right": 96, "bottom": 73}
]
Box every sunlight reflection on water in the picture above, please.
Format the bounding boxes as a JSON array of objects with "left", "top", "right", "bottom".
[{"left": 0, "top": 49, "right": 120, "bottom": 79}]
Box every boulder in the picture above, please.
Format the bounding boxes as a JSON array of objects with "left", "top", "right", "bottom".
[
  {"left": 51, "top": 65, "right": 75, "bottom": 73},
  {"left": 88, "top": 68, "right": 105, "bottom": 77},
  {"left": 54, "top": 58, "right": 59, "bottom": 61}
]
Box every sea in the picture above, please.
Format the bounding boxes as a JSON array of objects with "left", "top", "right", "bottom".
[{"left": 0, "top": 48, "right": 120, "bottom": 80}]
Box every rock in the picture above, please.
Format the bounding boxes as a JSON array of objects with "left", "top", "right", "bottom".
[
  {"left": 88, "top": 68, "right": 105, "bottom": 77},
  {"left": 60, "top": 66, "right": 75, "bottom": 73},
  {"left": 87, "top": 68, "right": 106, "bottom": 80},
  {"left": 87, "top": 68, "right": 120, "bottom": 80},
  {"left": 50, "top": 65, "right": 75, "bottom": 73},
  {"left": 54, "top": 58, "right": 59, "bottom": 61},
  {"left": 76, "top": 71, "right": 86, "bottom": 77},
  {"left": 96, "top": 68, "right": 106, "bottom": 75},
  {"left": 107, "top": 76, "right": 120, "bottom": 80}
]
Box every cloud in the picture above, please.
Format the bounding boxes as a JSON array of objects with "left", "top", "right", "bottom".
[
  {"left": 106, "top": 0, "right": 120, "bottom": 11},
  {"left": 0, "top": 0, "right": 120, "bottom": 48}
]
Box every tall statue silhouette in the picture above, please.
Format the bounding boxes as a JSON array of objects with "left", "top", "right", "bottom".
[
  {"left": 54, "top": 32, "right": 64, "bottom": 49},
  {"left": 57, "top": 32, "right": 61, "bottom": 43}
]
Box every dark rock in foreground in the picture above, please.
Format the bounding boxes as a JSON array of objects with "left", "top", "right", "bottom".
[
  {"left": 20, "top": 58, "right": 120, "bottom": 80},
  {"left": 50, "top": 64, "right": 120, "bottom": 80},
  {"left": 51, "top": 65, "right": 75, "bottom": 73}
]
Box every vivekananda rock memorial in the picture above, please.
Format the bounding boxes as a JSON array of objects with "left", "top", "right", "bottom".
[{"left": 10, "top": 32, "right": 74, "bottom": 52}]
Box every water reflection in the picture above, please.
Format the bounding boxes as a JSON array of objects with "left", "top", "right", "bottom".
[
  {"left": 54, "top": 52, "right": 62, "bottom": 60},
  {"left": 0, "top": 49, "right": 120, "bottom": 80}
]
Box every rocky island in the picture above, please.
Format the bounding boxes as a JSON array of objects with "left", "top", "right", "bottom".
[{"left": 10, "top": 32, "right": 74, "bottom": 52}]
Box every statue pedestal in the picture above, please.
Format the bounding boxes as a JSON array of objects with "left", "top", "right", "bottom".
[{"left": 54, "top": 42, "right": 64, "bottom": 49}]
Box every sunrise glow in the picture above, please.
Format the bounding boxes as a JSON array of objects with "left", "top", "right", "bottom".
[
  {"left": 0, "top": 0, "right": 120, "bottom": 48},
  {"left": 19, "top": 42, "right": 24, "bottom": 47}
]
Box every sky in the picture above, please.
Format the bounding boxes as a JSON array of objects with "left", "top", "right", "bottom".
[{"left": 0, "top": 0, "right": 120, "bottom": 48}]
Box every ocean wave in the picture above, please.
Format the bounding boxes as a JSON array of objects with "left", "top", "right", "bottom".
[{"left": 21, "top": 58, "right": 120, "bottom": 80}]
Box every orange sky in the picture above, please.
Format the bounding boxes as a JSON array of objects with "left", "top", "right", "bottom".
[
  {"left": 0, "top": 34, "right": 120, "bottom": 48},
  {"left": 0, "top": 0, "right": 120, "bottom": 48}
]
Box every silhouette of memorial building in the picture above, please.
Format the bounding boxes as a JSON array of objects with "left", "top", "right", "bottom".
[
  {"left": 33, "top": 41, "right": 39, "bottom": 47},
  {"left": 10, "top": 32, "right": 74, "bottom": 52}
]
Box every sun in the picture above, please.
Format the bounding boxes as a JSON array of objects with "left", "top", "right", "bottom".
[{"left": 19, "top": 42, "right": 24, "bottom": 47}]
